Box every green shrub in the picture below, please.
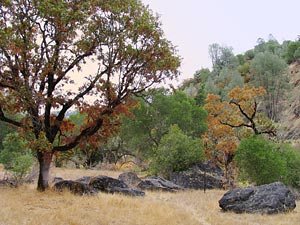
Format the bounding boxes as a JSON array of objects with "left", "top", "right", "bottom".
[
  {"left": 278, "top": 144, "right": 300, "bottom": 188},
  {"left": 150, "top": 125, "right": 204, "bottom": 177},
  {"left": 235, "top": 135, "right": 286, "bottom": 185},
  {"left": 0, "top": 133, "right": 34, "bottom": 185}
]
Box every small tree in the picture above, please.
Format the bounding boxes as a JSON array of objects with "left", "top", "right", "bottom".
[
  {"left": 278, "top": 144, "right": 300, "bottom": 188},
  {"left": 235, "top": 135, "right": 287, "bottom": 185},
  {"left": 284, "top": 41, "right": 300, "bottom": 63},
  {"left": 150, "top": 125, "right": 204, "bottom": 177},
  {"left": 250, "top": 52, "right": 289, "bottom": 121},
  {"left": 0, "top": 133, "right": 34, "bottom": 185},
  {"left": 203, "top": 85, "right": 275, "bottom": 188}
]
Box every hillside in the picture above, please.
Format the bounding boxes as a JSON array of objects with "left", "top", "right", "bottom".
[{"left": 278, "top": 62, "right": 300, "bottom": 140}]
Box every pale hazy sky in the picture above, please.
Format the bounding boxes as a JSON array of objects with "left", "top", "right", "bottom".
[{"left": 141, "top": 0, "right": 300, "bottom": 82}]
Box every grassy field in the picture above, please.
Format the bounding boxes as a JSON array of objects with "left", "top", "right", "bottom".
[{"left": 0, "top": 167, "right": 299, "bottom": 225}]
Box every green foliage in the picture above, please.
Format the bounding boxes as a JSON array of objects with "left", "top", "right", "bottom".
[
  {"left": 0, "top": 133, "right": 34, "bottom": 184},
  {"left": 11, "top": 154, "right": 34, "bottom": 184},
  {"left": 181, "top": 79, "right": 199, "bottom": 97},
  {"left": 194, "top": 84, "right": 207, "bottom": 106},
  {"left": 193, "top": 68, "right": 211, "bottom": 83},
  {"left": 244, "top": 49, "right": 255, "bottom": 60},
  {"left": 235, "top": 135, "right": 287, "bottom": 185},
  {"left": 0, "top": 121, "right": 14, "bottom": 150},
  {"left": 150, "top": 125, "right": 204, "bottom": 177},
  {"left": 254, "top": 36, "right": 282, "bottom": 55},
  {"left": 206, "top": 43, "right": 244, "bottom": 99},
  {"left": 278, "top": 144, "right": 300, "bottom": 188},
  {"left": 236, "top": 136, "right": 300, "bottom": 188},
  {"left": 250, "top": 51, "right": 289, "bottom": 121},
  {"left": 284, "top": 41, "right": 300, "bottom": 63},
  {"left": 208, "top": 43, "right": 239, "bottom": 73},
  {"left": 238, "top": 62, "right": 250, "bottom": 77},
  {"left": 120, "top": 88, "right": 207, "bottom": 158},
  {"left": 0, "top": 114, "right": 20, "bottom": 150},
  {"left": 236, "top": 54, "right": 246, "bottom": 65},
  {"left": 205, "top": 67, "right": 244, "bottom": 100}
]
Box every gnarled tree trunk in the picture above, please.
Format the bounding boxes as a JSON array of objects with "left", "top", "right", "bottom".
[{"left": 37, "top": 151, "right": 53, "bottom": 191}]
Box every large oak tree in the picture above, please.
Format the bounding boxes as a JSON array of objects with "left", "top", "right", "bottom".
[{"left": 0, "top": 0, "right": 180, "bottom": 190}]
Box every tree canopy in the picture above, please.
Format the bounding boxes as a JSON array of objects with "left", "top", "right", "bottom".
[
  {"left": 120, "top": 88, "right": 207, "bottom": 158},
  {"left": 0, "top": 0, "right": 180, "bottom": 190}
]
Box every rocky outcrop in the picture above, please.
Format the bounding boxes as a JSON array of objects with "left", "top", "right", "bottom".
[
  {"left": 278, "top": 62, "right": 300, "bottom": 139},
  {"left": 118, "top": 172, "right": 142, "bottom": 187},
  {"left": 53, "top": 175, "right": 145, "bottom": 197},
  {"left": 137, "top": 176, "right": 184, "bottom": 192},
  {"left": 219, "top": 182, "right": 296, "bottom": 214},
  {"left": 54, "top": 180, "right": 94, "bottom": 195},
  {"left": 169, "top": 161, "right": 224, "bottom": 189},
  {"left": 89, "top": 175, "right": 145, "bottom": 197},
  {"left": 119, "top": 172, "right": 184, "bottom": 192}
]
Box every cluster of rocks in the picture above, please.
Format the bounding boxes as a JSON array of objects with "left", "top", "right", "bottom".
[
  {"left": 53, "top": 161, "right": 223, "bottom": 196},
  {"left": 52, "top": 161, "right": 297, "bottom": 215},
  {"left": 169, "top": 161, "right": 224, "bottom": 190},
  {"left": 53, "top": 173, "right": 185, "bottom": 196},
  {"left": 120, "top": 173, "right": 183, "bottom": 192},
  {"left": 54, "top": 175, "right": 145, "bottom": 197}
]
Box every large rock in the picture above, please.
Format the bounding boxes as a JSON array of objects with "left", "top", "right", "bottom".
[
  {"left": 219, "top": 182, "right": 296, "bottom": 214},
  {"left": 118, "top": 172, "right": 142, "bottom": 187},
  {"left": 54, "top": 180, "right": 94, "bottom": 195},
  {"left": 75, "top": 176, "right": 93, "bottom": 184},
  {"left": 137, "top": 176, "right": 184, "bottom": 192},
  {"left": 89, "top": 175, "right": 145, "bottom": 197},
  {"left": 169, "top": 161, "right": 224, "bottom": 189},
  {"left": 53, "top": 175, "right": 145, "bottom": 197}
]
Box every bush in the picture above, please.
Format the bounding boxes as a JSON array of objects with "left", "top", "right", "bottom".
[
  {"left": 150, "top": 125, "right": 204, "bottom": 177},
  {"left": 278, "top": 144, "right": 300, "bottom": 189},
  {"left": 0, "top": 133, "right": 34, "bottom": 185},
  {"left": 235, "top": 135, "right": 286, "bottom": 185}
]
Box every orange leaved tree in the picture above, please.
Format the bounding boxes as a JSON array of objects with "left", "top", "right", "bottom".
[
  {"left": 203, "top": 85, "right": 275, "bottom": 188},
  {"left": 0, "top": 0, "right": 180, "bottom": 191}
]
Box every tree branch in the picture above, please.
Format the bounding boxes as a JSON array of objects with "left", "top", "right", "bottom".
[{"left": 0, "top": 106, "right": 25, "bottom": 128}]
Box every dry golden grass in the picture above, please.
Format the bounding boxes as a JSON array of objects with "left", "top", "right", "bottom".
[
  {"left": 0, "top": 167, "right": 299, "bottom": 225},
  {"left": 50, "top": 166, "right": 122, "bottom": 180},
  {"left": 155, "top": 190, "right": 300, "bottom": 225}
]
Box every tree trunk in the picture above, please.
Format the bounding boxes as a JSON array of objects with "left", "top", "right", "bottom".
[{"left": 37, "top": 151, "right": 53, "bottom": 191}]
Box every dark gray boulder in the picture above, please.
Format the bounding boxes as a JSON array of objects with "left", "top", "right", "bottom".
[
  {"left": 169, "top": 161, "right": 224, "bottom": 189},
  {"left": 54, "top": 180, "right": 94, "bottom": 195},
  {"left": 53, "top": 175, "right": 145, "bottom": 197},
  {"left": 118, "top": 172, "right": 142, "bottom": 187},
  {"left": 75, "top": 176, "right": 93, "bottom": 184},
  {"left": 89, "top": 175, "right": 145, "bottom": 197},
  {"left": 137, "top": 176, "right": 184, "bottom": 192},
  {"left": 219, "top": 182, "right": 296, "bottom": 214},
  {"left": 52, "top": 177, "right": 64, "bottom": 184}
]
